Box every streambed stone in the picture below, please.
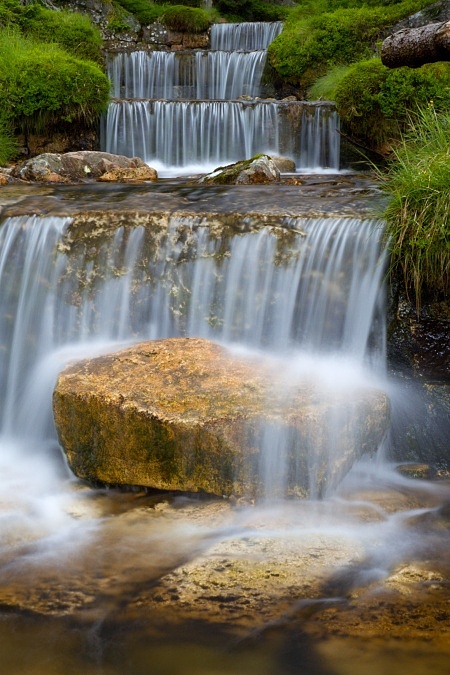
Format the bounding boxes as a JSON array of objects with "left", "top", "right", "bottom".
[
  {"left": 53, "top": 338, "right": 389, "bottom": 497},
  {"left": 11, "top": 151, "right": 153, "bottom": 184}
]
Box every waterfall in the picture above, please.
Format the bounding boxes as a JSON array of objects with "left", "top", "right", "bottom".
[
  {"left": 210, "top": 21, "right": 284, "bottom": 50},
  {"left": 0, "top": 214, "right": 386, "bottom": 441},
  {"left": 104, "top": 100, "right": 338, "bottom": 171},
  {"left": 108, "top": 50, "right": 268, "bottom": 100},
  {"left": 103, "top": 21, "right": 340, "bottom": 174}
]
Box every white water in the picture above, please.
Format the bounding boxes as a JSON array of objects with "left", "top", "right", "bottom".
[
  {"left": 108, "top": 50, "right": 268, "bottom": 100},
  {"left": 104, "top": 100, "right": 339, "bottom": 171},
  {"left": 103, "top": 20, "right": 340, "bottom": 174},
  {"left": 210, "top": 21, "right": 284, "bottom": 50}
]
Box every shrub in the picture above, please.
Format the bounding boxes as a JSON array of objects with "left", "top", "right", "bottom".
[
  {"left": 161, "top": 5, "right": 212, "bottom": 32},
  {"left": 333, "top": 59, "right": 450, "bottom": 151},
  {"left": 0, "top": 29, "right": 110, "bottom": 134},
  {"left": 382, "top": 107, "right": 450, "bottom": 307}
]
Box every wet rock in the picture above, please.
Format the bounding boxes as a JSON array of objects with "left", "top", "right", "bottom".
[
  {"left": 97, "top": 165, "right": 158, "bottom": 182},
  {"left": 388, "top": 292, "right": 450, "bottom": 381},
  {"left": 200, "top": 155, "right": 281, "bottom": 185},
  {"left": 53, "top": 338, "right": 389, "bottom": 498},
  {"left": 11, "top": 151, "right": 150, "bottom": 183},
  {"left": 395, "top": 463, "right": 437, "bottom": 479},
  {"left": 270, "top": 155, "right": 296, "bottom": 172}
]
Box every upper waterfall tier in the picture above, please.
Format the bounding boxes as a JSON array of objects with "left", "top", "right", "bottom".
[
  {"left": 210, "top": 21, "right": 283, "bottom": 50},
  {"left": 108, "top": 50, "right": 269, "bottom": 101}
]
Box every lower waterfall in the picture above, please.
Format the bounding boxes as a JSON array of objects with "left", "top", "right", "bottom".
[{"left": 0, "top": 214, "right": 385, "bottom": 436}]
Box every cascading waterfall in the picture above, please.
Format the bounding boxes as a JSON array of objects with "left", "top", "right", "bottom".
[
  {"left": 103, "top": 21, "right": 340, "bottom": 174},
  {"left": 0, "top": 214, "right": 386, "bottom": 502}
]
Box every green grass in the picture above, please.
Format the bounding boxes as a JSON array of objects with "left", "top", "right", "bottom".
[
  {"left": 381, "top": 106, "right": 450, "bottom": 308},
  {"left": 307, "top": 64, "right": 353, "bottom": 100},
  {"left": 0, "top": 28, "right": 110, "bottom": 136},
  {"left": 0, "top": 0, "right": 104, "bottom": 62}
]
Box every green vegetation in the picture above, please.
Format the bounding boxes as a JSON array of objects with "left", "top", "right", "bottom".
[
  {"left": 0, "top": 0, "right": 103, "bottom": 61},
  {"left": 381, "top": 107, "right": 450, "bottom": 308},
  {"left": 0, "top": 29, "right": 110, "bottom": 130},
  {"left": 0, "top": 1, "right": 109, "bottom": 165},
  {"left": 331, "top": 59, "right": 450, "bottom": 151},
  {"left": 268, "top": 0, "right": 436, "bottom": 89},
  {"left": 114, "top": 0, "right": 165, "bottom": 25},
  {"left": 160, "top": 5, "right": 212, "bottom": 32},
  {"left": 214, "top": 0, "right": 287, "bottom": 22}
]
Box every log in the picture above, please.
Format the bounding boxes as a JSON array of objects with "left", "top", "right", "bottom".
[{"left": 381, "top": 20, "right": 450, "bottom": 68}]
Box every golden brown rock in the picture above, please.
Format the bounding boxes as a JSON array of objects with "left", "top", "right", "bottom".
[
  {"left": 97, "top": 165, "right": 158, "bottom": 183},
  {"left": 53, "top": 338, "right": 389, "bottom": 497}
]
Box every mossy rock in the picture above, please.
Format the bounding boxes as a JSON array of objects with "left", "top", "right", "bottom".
[
  {"left": 200, "top": 155, "right": 281, "bottom": 185},
  {"left": 53, "top": 338, "right": 389, "bottom": 498}
]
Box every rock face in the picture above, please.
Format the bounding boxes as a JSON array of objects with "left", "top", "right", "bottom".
[
  {"left": 53, "top": 338, "right": 389, "bottom": 498},
  {"left": 201, "top": 155, "right": 281, "bottom": 185},
  {"left": 11, "top": 151, "right": 155, "bottom": 183}
]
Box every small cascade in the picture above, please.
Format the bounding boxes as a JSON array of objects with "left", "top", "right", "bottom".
[
  {"left": 108, "top": 50, "right": 268, "bottom": 100},
  {"left": 103, "top": 21, "right": 340, "bottom": 174},
  {"left": 105, "top": 100, "right": 318, "bottom": 168},
  {"left": 210, "top": 21, "right": 283, "bottom": 50}
]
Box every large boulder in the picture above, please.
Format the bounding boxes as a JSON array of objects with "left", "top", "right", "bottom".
[
  {"left": 53, "top": 338, "right": 389, "bottom": 498},
  {"left": 11, "top": 151, "right": 156, "bottom": 183}
]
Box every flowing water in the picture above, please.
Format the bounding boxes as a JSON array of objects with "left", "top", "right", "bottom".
[
  {"left": 1, "top": 19, "right": 449, "bottom": 675},
  {"left": 103, "top": 21, "right": 339, "bottom": 175}
]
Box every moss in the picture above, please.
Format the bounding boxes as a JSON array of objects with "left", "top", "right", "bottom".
[
  {"left": 333, "top": 59, "right": 450, "bottom": 152},
  {"left": 160, "top": 5, "right": 212, "bottom": 33},
  {"left": 114, "top": 0, "right": 165, "bottom": 25}
]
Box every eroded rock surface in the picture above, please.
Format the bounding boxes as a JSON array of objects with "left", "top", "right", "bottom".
[
  {"left": 11, "top": 151, "right": 155, "bottom": 184},
  {"left": 53, "top": 338, "right": 389, "bottom": 497}
]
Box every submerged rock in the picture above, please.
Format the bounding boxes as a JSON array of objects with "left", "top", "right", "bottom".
[
  {"left": 200, "top": 155, "right": 281, "bottom": 185},
  {"left": 53, "top": 338, "right": 389, "bottom": 498},
  {"left": 11, "top": 151, "right": 154, "bottom": 183}
]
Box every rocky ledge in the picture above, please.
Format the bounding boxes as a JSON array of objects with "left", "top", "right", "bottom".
[{"left": 53, "top": 338, "right": 389, "bottom": 498}]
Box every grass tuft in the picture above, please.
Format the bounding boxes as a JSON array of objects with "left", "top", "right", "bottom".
[{"left": 381, "top": 106, "right": 450, "bottom": 310}]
